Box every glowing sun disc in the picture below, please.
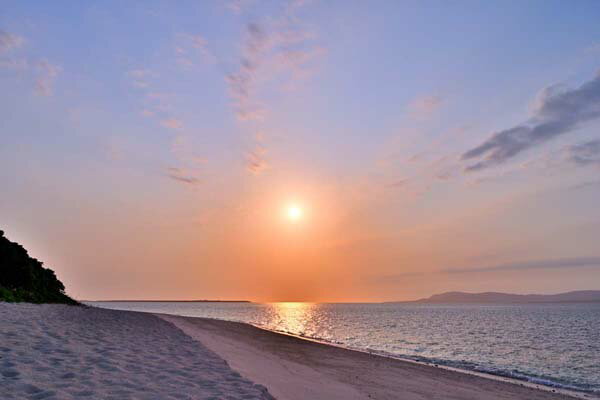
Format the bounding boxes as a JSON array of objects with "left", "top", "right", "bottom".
[{"left": 287, "top": 205, "right": 303, "bottom": 221}]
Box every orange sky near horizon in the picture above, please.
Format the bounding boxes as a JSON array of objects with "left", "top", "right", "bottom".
[{"left": 4, "top": 167, "right": 598, "bottom": 303}]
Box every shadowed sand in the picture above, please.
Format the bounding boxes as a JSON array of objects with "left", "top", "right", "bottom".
[
  {"left": 0, "top": 303, "right": 273, "bottom": 400},
  {"left": 159, "top": 314, "right": 583, "bottom": 400}
]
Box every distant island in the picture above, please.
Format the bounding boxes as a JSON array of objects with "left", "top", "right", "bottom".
[
  {"left": 0, "top": 229, "right": 78, "bottom": 305},
  {"left": 399, "top": 290, "right": 600, "bottom": 304}
]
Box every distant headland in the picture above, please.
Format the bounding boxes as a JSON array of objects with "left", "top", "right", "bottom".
[{"left": 395, "top": 290, "right": 600, "bottom": 304}]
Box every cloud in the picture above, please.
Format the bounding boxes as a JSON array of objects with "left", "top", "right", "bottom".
[
  {"left": 566, "top": 138, "right": 600, "bottom": 166},
  {"left": 0, "top": 57, "right": 28, "bottom": 70},
  {"left": 161, "top": 118, "right": 183, "bottom": 130},
  {"left": 128, "top": 68, "right": 156, "bottom": 89},
  {"left": 462, "top": 71, "right": 600, "bottom": 171},
  {"left": 371, "top": 256, "right": 600, "bottom": 284},
  {"left": 166, "top": 167, "right": 199, "bottom": 185},
  {"left": 408, "top": 95, "right": 443, "bottom": 119},
  {"left": 368, "top": 271, "right": 427, "bottom": 284},
  {"left": 0, "top": 30, "right": 27, "bottom": 71},
  {"left": 226, "top": 22, "right": 269, "bottom": 121},
  {"left": 1, "top": 31, "right": 61, "bottom": 96},
  {"left": 175, "top": 34, "right": 215, "bottom": 68},
  {"left": 387, "top": 179, "right": 407, "bottom": 188},
  {"left": 245, "top": 145, "right": 268, "bottom": 174},
  {"left": 443, "top": 256, "right": 600, "bottom": 274},
  {"left": 0, "top": 30, "right": 24, "bottom": 54},
  {"left": 128, "top": 69, "right": 152, "bottom": 79},
  {"left": 569, "top": 178, "right": 600, "bottom": 190},
  {"left": 226, "top": 0, "right": 255, "bottom": 14},
  {"left": 35, "top": 60, "right": 61, "bottom": 96},
  {"left": 227, "top": 11, "right": 323, "bottom": 121}
]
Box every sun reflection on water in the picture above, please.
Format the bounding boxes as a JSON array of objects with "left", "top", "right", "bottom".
[{"left": 262, "top": 302, "right": 318, "bottom": 336}]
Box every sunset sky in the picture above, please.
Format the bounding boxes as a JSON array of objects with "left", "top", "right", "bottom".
[{"left": 2, "top": 1, "right": 600, "bottom": 302}]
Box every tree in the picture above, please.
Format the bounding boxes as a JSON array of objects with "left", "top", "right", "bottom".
[{"left": 0, "top": 230, "right": 78, "bottom": 304}]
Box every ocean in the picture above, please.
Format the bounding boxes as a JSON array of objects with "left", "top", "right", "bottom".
[{"left": 90, "top": 301, "right": 600, "bottom": 395}]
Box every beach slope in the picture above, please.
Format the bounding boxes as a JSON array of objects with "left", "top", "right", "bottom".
[{"left": 160, "top": 314, "right": 577, "bottom": 400}]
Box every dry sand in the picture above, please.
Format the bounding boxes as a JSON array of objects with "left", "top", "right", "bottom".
[
  {"left": 160, "top": 314, "right": 585, "bottom": 400},
  {"left": 0, "top": 303, "right": 273, "bottom": 400}
]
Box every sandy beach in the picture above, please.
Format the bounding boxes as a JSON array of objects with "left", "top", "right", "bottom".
[
  {"left": 0, "top": 303, "right": 273, "bottom": 400},
  {"left": 0, "top": 302, "right": 587, "bottom": 400},
  {"left": 160, "top": 314, "right": 582, "bottom": 400}
]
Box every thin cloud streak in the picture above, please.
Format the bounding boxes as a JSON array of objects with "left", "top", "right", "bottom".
[
  {"left": 161, "top": 118, "right": 183, "bottom": 130},
  {"left": 35, "top": 60, "right": 61, "bottom": 96},
  {"left": 227, "top": 22, "right": 269, "bottom": 121},
  {"left": 166, "top": 167, "right": 200, "bottom": 185},
  {"left": 566, "top": 138, "right": 600, "bottom": 167},
  {"left": 443, "top": 257, "right": 600, "bottom": 274},
  {"left": 462, "top": 71, "right": 600, "bottom": 171},
  {"left": 375, "top": 256, "right": 600, "bottom": 284},
  {"left": 245, "top": 145, "right": 268, "bottom": 175}
]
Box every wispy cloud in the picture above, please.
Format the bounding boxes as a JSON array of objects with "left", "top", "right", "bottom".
[
  {"left": 408, "top": 95, "right": 443, "bottom": 119},
  {"left": 166, "top": 167, "right": 200, "bottom": 185},
  {"left": 566, "top": 138, "right": 600, "bottom": 167},
  {"left": 141, "top": 109, "right": 154, "bottom": 117},
  {"left": 569, "top": 178, "right": 600, "bottom": 190},
  {"left": 226, "top": 6, "right": 324, "bottom": 121},
  {"left": 128, "top": 68, "right": 156, "bottom": 89},
  {"left": 245, "top": 145, "right": 268, "bottom": 174},
  {"left": 227, "top": 22, "right": 269, "bottom": 121},
  {"left": 226, "top": 0, "right": 255, "bottom": 14},
  {"left": 1, "top": 30, "right": 60, "bottom": 95},
  {"left": 375, "top": 256, "right": 600, "bottom": 283},
  {"left": 443, "top": 256, "right": 600, "bottom": 274},
  {"left": 175, "top": 34, "right": 215, "bottom": 68},
  {"left": 35, "top": 60, "right": 61, "bottom": 96},
  {"left": 387, "top": 179, "right": 408, "bottom": 188},
  {"left": 127, "top": 69, "right": 175, "bottom": 121},
  {"left": 161, "top": 118, "right": 183, "bottom": 130},
  {"left": 0, "top": 30, "right": 24, "bottom": 54},
  {"left": 462, "top": 71, "right": 600, "bottom": 171}
]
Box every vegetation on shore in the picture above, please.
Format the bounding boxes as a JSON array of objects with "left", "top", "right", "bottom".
[{"left": 0, "top": 230, "right": 78, "bottom": 304}]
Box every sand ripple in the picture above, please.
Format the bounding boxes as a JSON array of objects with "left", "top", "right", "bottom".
[{"left": 0, "top": 303, "right": 273, "bottom": 400}]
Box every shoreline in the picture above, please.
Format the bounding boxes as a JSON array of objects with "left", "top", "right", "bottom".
[
  {"left": 156, "top": 312, "right": 593, "bottom": 400},
  {"left": 148, "top": 312, "right": 592, "bottom": 398},
  {"left": 235, "top": 321, "right": 592, "bottom": 399}
]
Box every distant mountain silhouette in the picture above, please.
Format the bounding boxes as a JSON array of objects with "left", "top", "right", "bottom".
[
  {"left": 0, "top": 230, "right": 78, "bottom": 304},
  {"left": 411, "top": 290, "right": 600, "bottom": 303}
]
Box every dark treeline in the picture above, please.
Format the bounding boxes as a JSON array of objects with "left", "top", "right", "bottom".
[{"left": 0, "top": 230, "right": 78, "bottom": 304}]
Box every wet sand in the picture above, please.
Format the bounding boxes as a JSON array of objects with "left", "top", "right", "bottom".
[{"left": 160, "top": 314, "right": 584, "bottom": 400}]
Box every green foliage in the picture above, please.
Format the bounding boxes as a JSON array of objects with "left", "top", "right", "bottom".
[{"left": 0, "top": 230, "right": 78, "bottom": 305}]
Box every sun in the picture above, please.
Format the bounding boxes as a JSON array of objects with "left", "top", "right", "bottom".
[{"left": 286, "top": 205, "right": 303, "bottom": 221}]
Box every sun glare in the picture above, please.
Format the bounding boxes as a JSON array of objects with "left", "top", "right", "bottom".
[{"left": 287, "top": 205, "right": 303, "bottom": 221}]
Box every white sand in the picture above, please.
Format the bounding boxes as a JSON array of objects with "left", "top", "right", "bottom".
[
  {"left": 0, "top": 303, "right": 273, "bottom": 400},
  {"left": 159, "top": 314, "right": 584, "bottom": 400}
]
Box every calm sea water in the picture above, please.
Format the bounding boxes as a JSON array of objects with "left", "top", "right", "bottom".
[{"left": 91, "top": 301, "right": 600, "bottom": 394}]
